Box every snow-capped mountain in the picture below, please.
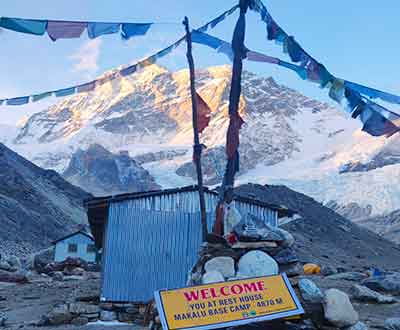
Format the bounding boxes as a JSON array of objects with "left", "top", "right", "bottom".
[{"left": 8, "top": 64, "right": 400, "bottom": 225}]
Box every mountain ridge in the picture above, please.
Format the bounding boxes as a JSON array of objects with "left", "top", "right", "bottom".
[{"left": 0, "top": 143, "right": 90, "bottom": 257}]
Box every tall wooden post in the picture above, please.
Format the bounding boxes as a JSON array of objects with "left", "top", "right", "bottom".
[
  {"left": 183, "top": 16, "right": 208, "bottom": 242},
  {"left": 214, "top": 0, "right": 249, "bottom": 235}
]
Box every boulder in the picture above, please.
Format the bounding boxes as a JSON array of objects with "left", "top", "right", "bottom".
[
  {"left": 202, "top": 271, "right": 225, "bottom": 284},
  {"left": 63, "top": 275, "right": 85, "bottom": 281},
  {"left": 69, "top": 302, "right": 100, "bottom": 315},
  {"left": 350, "top": 284, "right": 396, "bottom": 304},
  {"left": 298, "top": 279, "right": 323, "bottom": 303},
  {"left": 274, "top": 228, "right": 295, "bottom": 248},
  {"left": 347, "top": 321, "right": 368, "bottom": 330},
  {"left": 0, "top": 261, "right": 13, "bottom": 272},
  {"left": 326, "top": 272, "right": 368, "bottom": 282},
  {"left": 362, "top": 274, "right": 400, "bottom": 295},
  {"left": 71, "top": 267, "right": 85, "bottom": 276},
  {"left": 7, "top": 256, "right": 21, "bottom": 269},
  {"left": 385, "top": 318, "right": 400, "bottom": 330},
  {"left": 321, "top": 265, "right": 337, "bottom": 276},
  {"left": 281, "top": 262, "right": 304, "bottom": 277},
  {"left": 273, "top": 248, "right": 299, "bottom": 265},
  {"left": 0, "top": 269, "right": 28, "bottom": 283},
  {"left": 204, "top": 257, "right": 235, "bottom": 279},
  {"left": 28, "top": 248, "right": 55, "bottom": 272},
  {"left": 47, "top": 304, "right": 73, "bottom": 325},
  {"left": 71, "top": 316, "right": 89, "bottom": 326},
  {"left": 100, "top": 310, "right": 117, "bottom": 322},
  {"left": 118, "top": 312, "right": 136, "bottom": 322},
  {"left": 237, "top": 251, "right": 279, "bottom": 277},
  {"left": 323, "top": 289, "right": 359, "bottom": 328},
  {"left": 52, "top": 271, "right": 64, "bottom": 281}
]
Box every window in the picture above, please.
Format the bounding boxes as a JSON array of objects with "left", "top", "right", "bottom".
[
  {"left": 68, "top": 243, "right": 78, "bottom": 253},
  {"left": 87, "top": 244, "right": 96, "bottom": 253}
]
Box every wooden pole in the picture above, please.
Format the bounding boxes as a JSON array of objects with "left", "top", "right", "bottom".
[{"left": 183, "top": 16, "right": 208, "bottom": 242}]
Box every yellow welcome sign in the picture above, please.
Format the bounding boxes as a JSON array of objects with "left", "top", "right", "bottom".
[{"left": 154, "top": 273, "right": 304, "bottom": 330}]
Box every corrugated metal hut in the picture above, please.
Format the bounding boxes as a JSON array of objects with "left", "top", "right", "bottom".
[{"left": 85, "top": 185, "right": 290, "bottom": 303}]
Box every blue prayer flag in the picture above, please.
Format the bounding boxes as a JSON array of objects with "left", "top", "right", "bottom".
[
  {"left": 121, "top": 23, "right": 152, "bottom": 40},
  {"left": 88, "top": 22, "right": 120, "bottom": 39},
  {"left": 344, "top": 87, "right": 363, "bottom": 114},
  {"left": 77, "top": 81, "right": 96, "bottom": 93},
  {"left": 360, "top": 106, "right": 399, "bottom": 137},
  {"left": 32, "top": 92, "right": 52, "bottom": 102},
  {"left": 54, "top": 87, "right": 76, "bottom": 97},
  {"left": 0, "top": 17, "right": 47, "bottom": 35},
  {"left": 6, "top": 96, "right": 29, "bottom": 105},
  {"left": 345, "top": 81, "right": 400, "bottom": 106},
  {"left": 217, "top": 41, "right": 234, "bottom": 61},
  {"left": 210, "top": 14, "right": 225, "bottom": 29},
  {"left": 329, "top": 79, "right": 345, "bottom": 103},
  {"left": 192, "top": 30, "right": 223, "bottom": 49},
  {"left": 286, "top": 36, "right": 304, "bottom": 63},
  {"left": 278, "top": 61, "right": 307, "bottom": 80},
  {"left": 120, "top": 64, "right": 137, "bottom": 77}
]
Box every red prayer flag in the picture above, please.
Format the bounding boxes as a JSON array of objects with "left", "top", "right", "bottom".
[
  {"left": 196, "top": 93, "right": 211, "bottom": 134},
  {"left": 226, "top": 112, "right": 244, "bottom": 159},
  {"left": 212, "top": 203, "right": 225, "bottom": 236}
]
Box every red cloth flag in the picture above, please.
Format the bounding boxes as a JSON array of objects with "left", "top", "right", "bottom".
[
  {"left": 226, "top": 113, "right": 244, "bottom": 159},
  {"left": 196, "top": 93, "right": 211, "bottom": 134}
]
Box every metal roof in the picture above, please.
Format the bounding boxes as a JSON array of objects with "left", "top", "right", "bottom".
[
  {"left": 84, "top": 185, "right": 290, "bottom": 214},
  {"left": 52, "top": 230, "right": 94, "bottom": 245}
]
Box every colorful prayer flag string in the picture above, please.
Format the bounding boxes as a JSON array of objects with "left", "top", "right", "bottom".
[
  {"left": 191, "top": 29, "right": 400, "bottom": 138},
  {"left": 0, "top": 17, "right": 163, "bottom": 41},
  {"left": 248, "top": 0, "right": 400, "bottom": 137},
  {"left": 0, "top": 5, "right": 239, "bottom": 106}
]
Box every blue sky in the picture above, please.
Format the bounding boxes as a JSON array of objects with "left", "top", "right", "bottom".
[{"left": 0, "top": 0, "right": 399, "bottom": 125}]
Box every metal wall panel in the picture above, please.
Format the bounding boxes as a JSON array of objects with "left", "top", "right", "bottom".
[
  {"left": 101, "top": 191, "right": 277, "bottom": 302},
  {"left": 101, "top": 207, "right": 215, "bottom": 302}
]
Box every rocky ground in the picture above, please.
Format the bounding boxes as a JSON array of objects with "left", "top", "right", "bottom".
[
  {"left": 0, "top": 214, "right": 399, "bottom": 330},
  {"left": 0, "top": 276, "right": 144, "bottom": 330},
  {"left": 0, "top": 255, "right": 148, "bottom": 330},
  {"left": 1, "top": 271, "right": 399, "bottom": 330}
]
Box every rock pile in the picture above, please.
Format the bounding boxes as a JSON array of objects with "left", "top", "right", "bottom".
[
  {"left": 0, "top": 255, "right": 28, "bottom": 283},
  {"left": 187, "top": 214, "right": 299, "bottom": 286}
]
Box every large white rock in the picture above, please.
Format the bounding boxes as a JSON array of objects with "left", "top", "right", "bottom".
[
  {"left": 237, "top": 251, "right": 278, "bottom": 278},
  {"left": 324, "top": 289, "right": 359, "bottom": 328},
  {"left": 202, "top": 271, "right": 225, "bottom": 284},
  {"left": 204, "top": 257, "right": 235, "bottom": 279}
]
